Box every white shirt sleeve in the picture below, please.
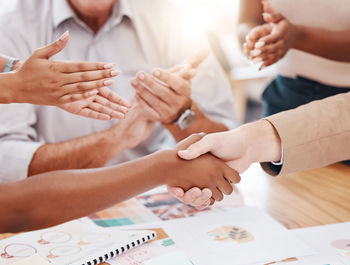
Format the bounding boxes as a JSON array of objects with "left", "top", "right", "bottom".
[{"left": 0, "top": 104, "right": 43, "bottom": 183}]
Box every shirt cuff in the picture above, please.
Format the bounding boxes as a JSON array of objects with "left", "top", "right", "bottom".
[
  {"left": 271, "top": 144, "right": 284, "bottom": 166},
  {"left": 0, "top": 141, "right": 43, "bottom": 183}
]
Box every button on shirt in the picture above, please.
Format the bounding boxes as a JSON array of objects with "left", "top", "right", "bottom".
[{"left": 0, "top": 0, "right": 237, "bottom": 183}]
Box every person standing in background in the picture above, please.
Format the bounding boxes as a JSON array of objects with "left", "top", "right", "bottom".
[{"left": 239, "top": 0, "right": 350, "bottom": 117}]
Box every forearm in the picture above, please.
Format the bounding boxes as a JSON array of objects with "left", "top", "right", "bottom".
[
  {"left": 238, "top": 0, "right": 264, "bottom": 46},
  {"left": 28, "top": 127, "right": 128, "bottom": 176},
  {"left": 0, "top": 72, "right": 19, "bottom": 103},
  {"left": 165, "top": 103, "right": 228, "bottom": 142},
  {"left": 294, "top": 26, "right": 350, "bottom": 62},
  {"left": 242, "top": 119, "right": 282, "bottom": 163},
  {"left": 0, "top": 151, "right": 170, "bottom": 233}
]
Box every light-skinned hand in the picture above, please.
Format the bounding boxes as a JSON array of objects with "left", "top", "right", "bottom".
[{"left": 130, "top": 49, "right": 209, "bottom": 124}]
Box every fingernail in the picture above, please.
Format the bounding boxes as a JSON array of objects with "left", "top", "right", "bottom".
[
  {"left": 103, "top": 79, "right": 114, "bottom": 86},
  {"left": 252, "top": 57, "right": 262, "bottom": 64},
  {"left": 255, "top": 41, "right": 265, "bottom": 48},
  {"left": 131, "top": 79, "right": 138, "bottom": 86},
  {"left": 104, "top": 63, "right": 115, "bottom": 69},
  {"left": 59, "top": 30, "right": 69, "bottom": 41},
  {"left": 191, "top": 193, "right": 199, "bottom": 199},
  {"left": 250, "top": 49, "right": 261, "bottom": 57},
  {"left": 138, "top": 73, "right": 145, "bottom": 80},
  {"left": 110, "top": 70, "right": 120, "bottom": 77},
  {"left": 153, "top": 70, "right": 161, "bottom": 77}
]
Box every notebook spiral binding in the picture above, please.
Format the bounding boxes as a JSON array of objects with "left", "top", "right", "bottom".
[{"left": 82, "top": 232, "right": 156, "bottom": 265}]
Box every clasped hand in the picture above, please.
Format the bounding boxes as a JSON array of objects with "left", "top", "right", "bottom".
[{"left": 243, "top": 0, "right": 298, "bottom": 69}]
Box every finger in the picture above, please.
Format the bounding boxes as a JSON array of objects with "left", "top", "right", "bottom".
[
  {"left": 181, "top": 187, "right": 203, "bottom": 205},
  {"left": 134, "top": 94, "right": 161, "bottom": 121},
  {"left": 192, "top": 188, "right": 212, "bottom": 206},
  {"left": 167, "top": 186, "right": 185, "bottom": 198},
  {"left": 78, "top": 108, "right": 111, "bottom": 120},
  {"left": 184, "top": 48, "right": 210, "bottom": 69},
  {"left": 32, "top": 31, "right": 69, "bottom": 59},
  {"left": 223, "top": 164, "right": 241, "bottom": 184},
  {"left": 64, "top": 69, "right": 119, "bottom": 84},
  {"left": 246, "top": 24, "right": 273, "bottom": 44},
  {"left": 62, "top": 79, "right": 112, "bottom": 93},
  {"left": 152, "top": 69, "right": 188, "bottom": 95},
  {"left": 217, "top": 177, "right": 234, "bottom": 196},
  {"left": 59, "top": 61, "right": 116, "bottom": 73},
  {"left": 259, "top": 26, "right": 284, "bottom": 46},
  {"left": 94, "top": 94, "right": 129, "bottom": 115},
  {"left": 89, "top": 99, "right": 125, "bottom": 119},
  {"left": 178, "top": 134, "right": 214, "bottom": 160},
  {"left": 262, "top": 12, "right": 284, "bottom": 23},
  {"left": 257, "top": 39, "right": 284, "bottom": 56},
  {"left": 180, "top": 68, "right": 197, "bottom": 80},
  {"left": 175, "top": 133, "right": 206, "bottom": 152},
  {"left": 59, "top": 89, "right": 99, "bottom": 104},
  {"left": 132, "top": 79, "right": 170, "bottom": 113},
  {"left": 98, "top": 87, "right": 131, "bottom": 109},
  {"left": 209, "top": 198, "right": 215, "bottom": 206},
  {"left": 196, "top": 199, "right": 211, "bottom": 210},
  {"left": 135, "top": 72, "right": 172, "bottom": 104},
  {"left": 211, "top": 187, "right": 224, "bottom": 202}
]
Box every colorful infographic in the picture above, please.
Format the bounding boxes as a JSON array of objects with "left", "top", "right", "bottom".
[{"left": 88, "top": 199, "right": 160, "bottom": 227}]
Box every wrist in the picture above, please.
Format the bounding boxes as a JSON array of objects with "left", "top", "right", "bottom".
[
  {"left": 104, "top": 127, "right": 130, "bottom": 156},
  {"left": 150, "top": 149, "right": 179, "bottom": 186},
  {"left": 0, "top": 72, "right": 19, "bottom": 103},
  {"left": 243, "top": 119, "right": 282, "bottom": 163},
  {"left": 292, "top": 24, "right": 306, "bottom": 51}
]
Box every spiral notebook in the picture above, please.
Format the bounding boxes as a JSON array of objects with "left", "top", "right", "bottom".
[{"left": 0, "top": 220, "right": 156, "bottom": 265}]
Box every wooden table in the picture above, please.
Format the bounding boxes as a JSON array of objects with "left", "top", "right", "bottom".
[
  {"left": 1, "top": 163, "right": 349, "bottom": 265},
  {"left": 237, "top": 163, "right": 350, "bottom": 229}
]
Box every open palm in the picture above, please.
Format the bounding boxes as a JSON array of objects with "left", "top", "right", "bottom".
[{"left": 60, "top": 87, "right": 129, "bottom": 120}]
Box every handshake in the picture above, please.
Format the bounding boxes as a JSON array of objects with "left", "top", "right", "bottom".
[{"left": 164, "top": 119, "right": 281, "bottom": 209}]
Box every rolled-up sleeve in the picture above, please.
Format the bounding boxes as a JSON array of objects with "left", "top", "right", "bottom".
[{"left": 0, "top": 104, "right": 43, "bottom": 183}]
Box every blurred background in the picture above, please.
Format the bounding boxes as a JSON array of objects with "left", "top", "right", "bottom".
[{"left": 171, "top": 0, "right": 277, "bottom": 123}]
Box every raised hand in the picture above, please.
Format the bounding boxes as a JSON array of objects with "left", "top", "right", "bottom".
[
  {"left": 11, "top": 31, "right": 131, "bottom": 119},
  {"left": 244, "top": 1, "right": 297, "bottom": 69},
  {"left": 130, "top": 49, "right": 209, "bottom": 124}
]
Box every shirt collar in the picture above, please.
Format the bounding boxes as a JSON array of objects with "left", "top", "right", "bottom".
[
  {"left": 52, "top": 0, "right": 77, "bottom": 28},
  {"left": 52, "top": 0, "right": 134, "bottom": 29}
]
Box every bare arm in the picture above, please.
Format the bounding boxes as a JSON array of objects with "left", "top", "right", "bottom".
[
  {"left": 28, "top": 128, "right": 124, "bottom": 176},
  {"left": 1, "top": 135, "right": 240, "bottom": 233},
  {"left": 238, "top": 0, "right": 264, "bottom": 46},
  {"left": 28, "top": 98, "right": 157, "bottom": 176},
  {"left": 294, "top": 27, "right": 350, "bottom": 62}
]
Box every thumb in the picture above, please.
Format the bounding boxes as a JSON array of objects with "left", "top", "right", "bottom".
[
  {"left": 185, "top": 48, "right": 210, "bottom": 69},
  {"left": 33, "top": 30, "right": 69, "bottom": 59},
  {"left": 178, "top": 135, "right": 213, "bottom": 160}
]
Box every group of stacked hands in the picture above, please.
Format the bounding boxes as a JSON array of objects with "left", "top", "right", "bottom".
[{"left": 0, "top": 0, "right": 349, "bottom": 234}]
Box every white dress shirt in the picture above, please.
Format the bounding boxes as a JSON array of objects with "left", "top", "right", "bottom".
[{"left": 0, "top": 0, "right": 237, "bottom": 183}]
